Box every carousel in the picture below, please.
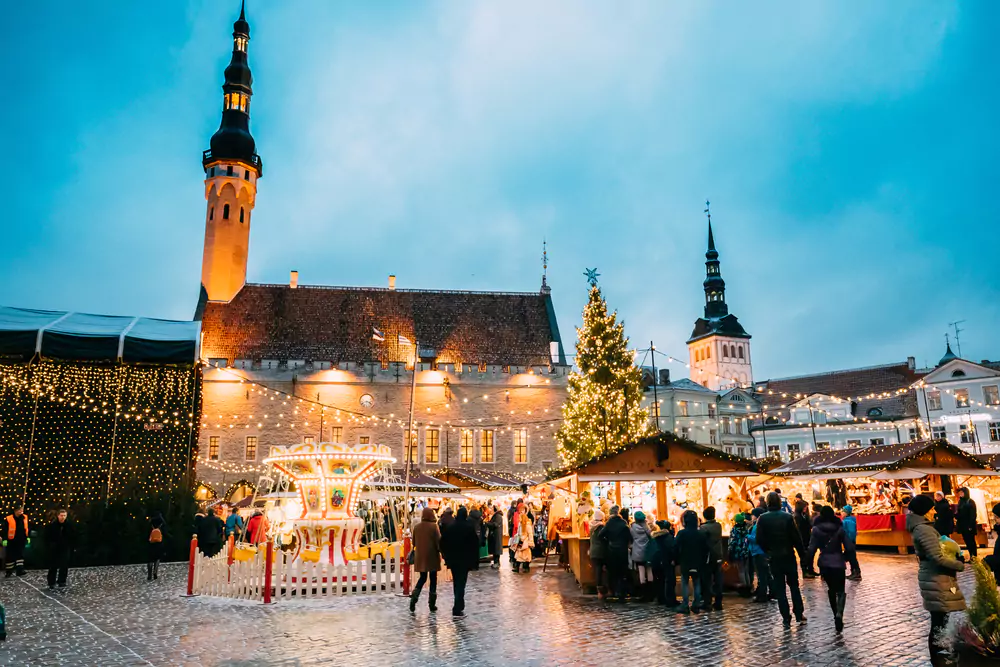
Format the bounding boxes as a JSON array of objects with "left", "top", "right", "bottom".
[{"left": 262, "top": 441, "right": 398, "bottom": 566}]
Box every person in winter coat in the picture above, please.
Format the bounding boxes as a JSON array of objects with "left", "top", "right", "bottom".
[
  {"left": 748, "top": 509, "right": 771, "bottom": 602},
  {"left": 956, "top": 487, "right": 978, "bottom": 560},
  {"left": 699, "top": 506, "right": 725, "bottom": 610},
  {"left": 225, "top": 507, "right": 244, "bottom": 539},
  {"left": 197, "top": 508, "right": 224, "bottom": 557},
  {"left": 410, "top": 507, "right": 442, "bottom": 612},
  {"left": 793, "top": 496, "right": 818, "bottom": 578},
  {"left": 933, "top": 492, "right": 955, "bottom": 539},
  {"left": 650, "top": 520, "right": 678, "bottom": 606},
  {"left": 840, "top": 505, "right": 861, "bottom": 580},
  {"left": 438, "top": 507, "right": 455, "bottom": 533},
  {"left": 514, "top": 504, "right": 535, "bottom": 572},
  {"left": 756, "top": 492, "right": 806, "bottom": 626},
  {"left": 487, "top": 507, "right": 505, "bottom": 568},
  {"left": 808, "top": 506, "right": 851, "bottom": 632},
  {"left": 673, "top": 510, "right": 708, "bottom": 614},
  {"left": 44, "top": 509, "right": 74, "bottom": 589},
  {"left": 507, "top": 501, "right": 519, "bottom": 565},
  {"left": 3, "top": 506, "right": 29, "bottom": 577},
  {"left": 599, "top": 505, "right": 632, "bottom": 601},
  {"left": 907, "top": 493, "right": 966, "bottom": 666},
  {"left": 245, "top": 511, "right": 267, "bottom": 545},
  {"left": 469, "top": 505, "right": 484, "bottom": 557},
  {"left": 588, "top": 509, "right": 608, "bottom": 599},
  {"left": 727, "top": 513, "right": 753, "bottom": 598},
  {"left": 630, "top": 511, "right": 654, "bottom": 601},
  {"left": 440, "top": 507, "right": 480, "bottom": 616},
  {"left": 147, "top": 513, "right": 166, "bottom": 581}
]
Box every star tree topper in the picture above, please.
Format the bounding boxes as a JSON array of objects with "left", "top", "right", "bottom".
[{"left": 584, "top": 268, "right": 600, "bottom": 287}]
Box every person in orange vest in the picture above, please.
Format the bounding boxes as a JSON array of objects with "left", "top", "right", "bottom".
[{"left": 3, "top": 506, "right": 29, "bottom": 577}]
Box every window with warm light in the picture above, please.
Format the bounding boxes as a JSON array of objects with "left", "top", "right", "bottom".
[
  {"left": 847, "top": 439, "right": 861, "bottom": 448},
  {"left": 481, "top": 430, "right": 494, "bottom": 463},
  {"left": 331, "top": 427, "right": 343, "bottom": 442},
  {"left": 359, "top": 436, "right": 370, "bottom": 445},
  {"left": 678, "top": 400, "right": 689, "bottom": 417},
  {"left": 787, "top": 443, "right": 800, "bottom": 461},
  {"left": 955, "top": 389, "right": 970, "bottom": 408},
  {"left": 245, "top": 436, "right": 257, "bottom": 461},
  {"left": 304, "top": 436, "right": 315, "bottom": 445},
  {"left": 927, "top": 390, "right": 942, "bottom": 410},
  {"left": 816, "top": 441, "right": 831, "bottom": 451},
  {"left": 235, "top": 35, "right": 248, "bottom": 52},
  {"left": 425, "top": 429, "right": 440, "bottom": 464},
  {"left": 767, "top": 445, "right": 781, "bottom": 459},
  {"left": 960, "top": 425, "right": 973, "bottom": 444},
  {"left": 460, "top": 430, "right": 474, "bottom": 464},
  {"left": 209, "top": 436, "right": 220, "bottom": 461},
  {"left": 989, "top": 422, "right": 1000, "bottom": 442},
  {"left": 708, "top": 403, "right": 717, "bottom": 418},
  {"left": 513, "top": 429, "right": 528, "bottom": 464},
  {"left": 984, "top": 385, "right": 1000, "bottom": 406}
]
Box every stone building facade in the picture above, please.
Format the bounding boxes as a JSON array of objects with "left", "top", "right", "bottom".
[{"left": 192, "top": 7, "right": 568, "bottom": 500}]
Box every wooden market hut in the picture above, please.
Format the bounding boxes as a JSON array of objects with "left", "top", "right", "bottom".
[
  {"left": 546, "top": 432, "right": 763, "bottom": 589},
  {"left": 432, "top": 468, "right": 525, "bottom": 497},
  {"left": 769, "top": 440, "right": 997, "bottom": 553}
]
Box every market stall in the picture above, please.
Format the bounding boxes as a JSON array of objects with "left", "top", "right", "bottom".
[
  {"left": 545, "top": 432, "right": 763, "bottom": 589},
  {"left": 769, "top": 440, "right": 998, "bottom": 554}
]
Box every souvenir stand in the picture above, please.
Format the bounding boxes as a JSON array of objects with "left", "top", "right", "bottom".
[
  {"left": 545, "top": 432, "right": 763, "bottom": 590},
  {"left": 769, "top": 440, "right": 997, "bottom": 554},
  {"left": 431, "top": 468, "right": 525, "bottom": 558}
]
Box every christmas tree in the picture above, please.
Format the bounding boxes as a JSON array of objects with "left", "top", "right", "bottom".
[{"left": 557, "top": 283, "right": 650, "bottom": 466}]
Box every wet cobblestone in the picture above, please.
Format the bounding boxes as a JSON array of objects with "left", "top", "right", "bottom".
[{"left": 0, "top": 553, "right": 973, "bottom": 666}]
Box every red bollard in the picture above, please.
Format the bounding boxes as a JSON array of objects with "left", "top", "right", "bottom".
[
  {"left": 402, "top": 533, "right": 412, "bottom": 595},
  {"left": 262, "top": 540, "right": 274, "bottom": 605},
  {"left": 183, "top": 534, "right": 198, "bottom": 597}
]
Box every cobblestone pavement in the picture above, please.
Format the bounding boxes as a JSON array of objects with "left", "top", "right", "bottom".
[{"left": 0, "top": 552, "right": 977, "bottom": 666}]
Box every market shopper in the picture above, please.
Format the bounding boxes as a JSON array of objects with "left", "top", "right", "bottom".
[
  {"left": 748, "top": 509, "right": 771, "bottom": 602},
  {"left": 148, "top": 513, "right": 166, "bottom": 581},
  {"left": 956, "top": 487, "right": 978, "bottom": 560},
  {"left": 599, "top": 505, "right": 631, "bottom": 601},
  {"left": 699, "top": 506, "right": 724, "bottom": 610},
  {"left": 841, "top": 506, "right": 862, "bottom": 580},
  {"left": 650, "top": 520, "right": 678, "bottom": 606},
  {"left": 933, "top": 491, "right": 955, "bottom": 539},
  {"left": 673, "top": 510, "right": 708, "bottom": 614},
  {"left": 807, "top": 506, "right": 851, "bottom": 632},
  {"left": 793, "top": 495, "right": 818, "bottom": 578},
  {"left": 487, "top": 506, "right": 504, "bottom": 569},
  {"left": 906, "top": 493, "right": 966, "bottom": 666},
  {"left": 438, "top": 507, "right": 455, "bottom": 533},
  {"left": 3, "top": 506, "right": 29, "bottom": 578},
  {"left": 410, "top": 507, "right": 442, "bottom": 613},
  {"left": 225, "top": 506, "right": 244, "bottom": 539},
  {"left": 469, "top": 505, "right": 484, "bottom": 563},
  {"left": 588, "top": 509, "right": 608, "bottom": 599},
  {"left": 629, "top": 511, "right": 654, "bottom": 601},
  {"left": 197, "top": 508, "right": 224, "bottom": 557},
  {"left": 756, "top": 492, "right": 807, "bottom": 626},
  {"left": 513, "top": 503, "right": 535, "bottom": 573},
  {"left": 440, "top": 507, "right": 480, "bottom": 617},
  {"left": 727, "top": 513, "right": 753, "bottom": 597},
  {"left": 44, "top": 509, "right": 74, "bottom": 589}
]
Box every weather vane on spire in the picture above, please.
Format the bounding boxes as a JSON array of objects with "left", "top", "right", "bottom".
[
  {"left": 704, "top": 199, "right": 711, "bottom": 224},
  {"left": 584, "top": 268, "right": 600, "bottom": 287}
]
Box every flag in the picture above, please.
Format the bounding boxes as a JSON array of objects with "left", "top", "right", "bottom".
[
  {"left": 371, "top": 327, "right": 385, "bottom": 342},
  {"left": 398, "top": 334, "right": 412, "bottom": 346}
]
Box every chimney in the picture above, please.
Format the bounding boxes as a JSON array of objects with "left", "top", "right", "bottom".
[
  {"left": 290, "top": 270, "right": 299, "bottom": 289},
  {"left": 658, "top": 369, "right": 670, "bottom": 385},
  {"left": 907, "top": 356, "right": 915, "bottom": 370},
  {"left": 388, "top": 275, "right": 396, "bottom": 291}
]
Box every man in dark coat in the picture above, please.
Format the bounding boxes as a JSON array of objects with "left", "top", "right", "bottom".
[
  {"left": 440, "top": 507, "right": 480, "bottom": 617},
  {"left": 197, "top": 508, "right": 225, "bottom": 557},
  {"left": 598, "top": 505, "right": 632, "bottom": 601},
  {"left": 956, "top": 488, "right": 978, "bottom": 559},
  {"left": 44, "top": 509, "right": 74, "bottom": 589},
  {"left": 933, "top": 492, "right": 955, "bottom": 538},
  {"left": 699, "top": 506, "right": 725, "bottom": 610},
  {"left": 756, "top": 492, "right": 807, "bottom": 626},
  {"left": 468, "top": 505, "right": 484, "bottom": 570},
  {"left": 793, "top": 496, "right": 818, "bottom": 578},
  {"left": 487, "top": 507, "right": 505, "bottom": 568}
]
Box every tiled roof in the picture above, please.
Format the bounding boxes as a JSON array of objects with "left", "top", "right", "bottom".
[
  {"left": 688, "top": 314, "right": 751, "bottom": 343},
  {"left": 754, "top": 362, "right": 925, "bottom": 421},
  {"left": 200, "top": 283, "right": 564, "bottom": 366},
  {"left": 435, "top": 468, "right": 524, "bottom": 490},
  {"left": 366, "top": 468, "right": 462, "bottom": 493},
  {"left": 770, "top": 441, "right": 988, "bottom": 475}
]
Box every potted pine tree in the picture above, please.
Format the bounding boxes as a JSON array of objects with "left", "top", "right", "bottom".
[{"left": 952, "top": 560, "right": 1000, "bottom": 665}]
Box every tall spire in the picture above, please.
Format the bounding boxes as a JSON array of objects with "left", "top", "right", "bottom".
[
  {"left": 938, "top": 335, "right": 959, "bottom": 366},
  {"left": 540, "top": 239, "right": 551, "bottom": 294},
  {"left": 204, "top": 1, "right": 262, "bottom": 175},
  {"left": 702, "top": 200, "right": 727, "bottom": 318},
  {"left": 706, "top": 200, "right": 717, "bottom": 256}
]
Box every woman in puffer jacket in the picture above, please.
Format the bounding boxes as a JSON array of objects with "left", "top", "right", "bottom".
[
  {"left": 807, "top": 506, "right": 851, "bottom": 632},
  {"left": 629, "top": 511, "right": 654, "bottom": 601},
  {"left": 906, "top": 494, "right": 965, "bottom": 667}
]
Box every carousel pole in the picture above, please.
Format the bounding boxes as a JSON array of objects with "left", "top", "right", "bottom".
[{"left": 401, "top": 338, "right": 419, "bottom": 595}]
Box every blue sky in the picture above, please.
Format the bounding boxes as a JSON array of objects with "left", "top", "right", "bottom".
[{"left": 2, "top": 1, "right": 998, "bottom": 378}]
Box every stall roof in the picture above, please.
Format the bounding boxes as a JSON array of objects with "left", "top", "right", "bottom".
[
  {"left": 432, "top": 468, "right": 525, "bottom": 490},
  {"left": 0, "top": 306, "right": 200, "bottom": 364},
  {"left": 366, "top": 468, "right": 462, "bottom": 495},
  {"left": 548, "top": 432, "right": 761, "bottom": 481},
  {"left": 975, "top": 453, "right": 1000, "bottom": 470},
  {"left": 769, "top": 440, "right": 991, "bottom": 477}
]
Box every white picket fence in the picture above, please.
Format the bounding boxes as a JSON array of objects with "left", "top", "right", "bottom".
[{"left": 190, "top": 542, "right": 405, "bottom": 602}]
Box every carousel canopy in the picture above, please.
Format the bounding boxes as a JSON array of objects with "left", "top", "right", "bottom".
[
  {"left": 0, "top": 306, "right": 200, "bottom": 364},
  {"left": 365, "top": 468, "right": 463, "bottom": 496},
  {"left": 769, "top": 440, "right": 993, "bottom": 477}
]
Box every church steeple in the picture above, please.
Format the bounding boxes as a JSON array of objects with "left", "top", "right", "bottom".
[
  {"left": 203, "top": 0, "right": 261, "bottom": 175},
  {"left": 703, "top": 201, "right": 728, "bottom": 319}
]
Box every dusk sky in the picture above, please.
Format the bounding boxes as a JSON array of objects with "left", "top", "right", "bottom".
[{"left": 2, "top": 1, "right": 998, "bottom": 379}]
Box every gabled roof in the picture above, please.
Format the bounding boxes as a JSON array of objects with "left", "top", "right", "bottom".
[
  {"left": 433, "top": 468, "right": 524, "bottom": 490},
  {"left": 199, "top": 283, "right": 565, "bottom": 366},
  {"left": 916, "top": 358, "right": 1000, "bottom": 385},
  {"left": 665, "top": 378, "right": 717, "bottom": 393},
  {"left": 688, "top": 314, "right": 751, "bottom": 343},
  {"left": 366, "top": 468, "right": 462, "bottom": 494},
  {"left": 769, "top": 440, "right": 989, "bottom": 476}
]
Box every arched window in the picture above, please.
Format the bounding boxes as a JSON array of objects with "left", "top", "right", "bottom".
[
  {"left": 723, "top": 344, "right": 730, "bottom": 359},
  {"left": 239, "top": 207, "right": 245, "bottom": 223},
  {"left": 223, "top": 204, "right": 230, "bottom": 219},
  {"left": 738, "top": 346, "right": 745, "bottom": 360},
  {"left": 706, "top": 347, "right": 711, "bottom": 359},
  {"left": 951, "top": 370, "right": 966, "bottom": 377},
  {"left": 866, "top": 407, "right": 883, "bottom": 417},
  {"left": 209, "top": 206, "right": 214, "bottom": 221}
]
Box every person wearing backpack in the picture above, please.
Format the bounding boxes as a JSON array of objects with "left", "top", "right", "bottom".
[
  {"left": 148, "top": 513, "right": 166, "bottom": 581},
  {"left": 727, "top": 513, "right": 753, "bottom": 598},
  {"left": 673, "top": 510, "right": 708, "bottom": 614},
  {"left": 650, "top": 520, "right": 678, "bottom": 606},
  {"left": 808, "top": 505, "right": 850, "bottom": 632}
]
